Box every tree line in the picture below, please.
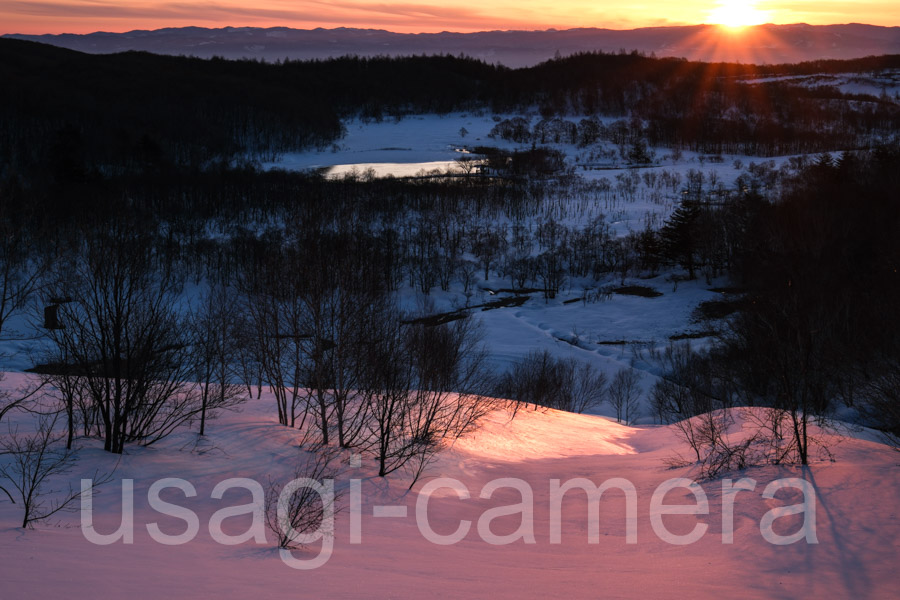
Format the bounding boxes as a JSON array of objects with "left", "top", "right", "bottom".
[{"left": 2, "top": 39, "right": 898, "bottom": 192}]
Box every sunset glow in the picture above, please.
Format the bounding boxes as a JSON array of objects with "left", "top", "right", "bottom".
[{"left": 0, "top": 0, "right": 897, "bottom": 35}]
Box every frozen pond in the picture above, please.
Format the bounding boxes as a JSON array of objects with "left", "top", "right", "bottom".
[
  {"left": 325, "top": 160, "right": 460, "bottom": 178},
  {"left": 261, "top": 112, "right": 517, "bottom": 176}
]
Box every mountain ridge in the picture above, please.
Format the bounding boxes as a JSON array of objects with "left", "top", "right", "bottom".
[{"left": 6, "top": 23, "right": 900, "bottom": 67}]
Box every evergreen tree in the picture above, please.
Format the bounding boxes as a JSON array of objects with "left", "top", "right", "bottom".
[{"left": 659, "top": 200, "right": 701, "bottom": 279}]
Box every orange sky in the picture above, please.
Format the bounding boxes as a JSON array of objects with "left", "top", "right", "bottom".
[{"left": 1, "top": 1, "right": 898, "bottom": 35}]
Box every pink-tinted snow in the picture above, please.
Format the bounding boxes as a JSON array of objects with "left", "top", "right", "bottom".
[{"left": 0, "top": 379, "right": 897, "bottom": 599}]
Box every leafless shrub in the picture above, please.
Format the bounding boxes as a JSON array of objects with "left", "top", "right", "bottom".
[
  {"left": 740, "top": 407, "right": 836, "bottom": 465},
  {"left": 0, "top": 412, "right": 110, "bottom": 528},
  {"left": 653, "top": 341, "right": 839, "bottom": 478},
  {"left": 857, "top": 362, "right": 900, "bottom": 450},
  {"left": 265, "top": 446, "right": 344, "bottom": 549},
  {"left": 495, "top": 350, "right": 606, "bottom": 415}
]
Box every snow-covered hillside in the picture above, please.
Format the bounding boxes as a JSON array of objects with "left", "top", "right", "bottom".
[{"left": 0, "top": 374, "right": 897, "bottom": 599}]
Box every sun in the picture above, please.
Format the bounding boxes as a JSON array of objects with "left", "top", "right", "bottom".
[{"left": 707, "top": 1, "right": 771, "bottom": 29}]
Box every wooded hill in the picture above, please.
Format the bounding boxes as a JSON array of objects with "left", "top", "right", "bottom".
[{"left": 2, "top": 38, "right": 899, "bottom": 187}]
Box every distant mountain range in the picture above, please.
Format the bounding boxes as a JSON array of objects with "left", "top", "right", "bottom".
[{"left": 5, "top": 23, "right": 900, "bottom": 67}]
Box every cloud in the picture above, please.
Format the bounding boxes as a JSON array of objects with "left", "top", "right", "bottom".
[
  {"left": 757, "top": 0, "right": 900, "bottom": 22},
  {"left": 1, "top": 0, "right": 897, "bottom": 35},
  {"left": 1, "top": 0, "right": 536, "bottom": 28}
]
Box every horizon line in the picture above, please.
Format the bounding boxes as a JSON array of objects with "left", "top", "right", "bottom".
[{"left": 4, "top": 21, "right": 897, "bottom": 38}]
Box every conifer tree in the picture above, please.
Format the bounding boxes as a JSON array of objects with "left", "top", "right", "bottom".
[{"left": 659, "top": 200, "right": 702, "bottom": 279}]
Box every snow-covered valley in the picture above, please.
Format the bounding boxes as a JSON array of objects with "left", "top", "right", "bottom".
[{"left": 2, "top": 104, "right": 899, "bottom": 600}]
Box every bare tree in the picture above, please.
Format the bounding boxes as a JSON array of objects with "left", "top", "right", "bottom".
[
  {"left": 233, "top": 307, "right": 266, "bottom": 400},
  {"left": 471, "top": 226, "right": 507, "bottom": 281},
  {"left": 0, "top": 213, "right": 42, "bottom": 345},
  {"left": 316, "top": 286, "right": 376, "bottom": 449},
  {"left": 0, "top": 213, "right": 45, "bottom": 437},
  {"left": 36, "top": 371, "right": 87, "bottom": 450},
  {"left": 456, "top": 154, "right": 477, "bottom": 177},
  {"left": 401, "top": 315, "right": 493, "bottom": 485},
  {"left": 568, "top": 359, "right": 608, "bottom": 414},
  {"left": 41, "top": 221, "right": 200, "bottom": 453},
  {"left": 241, "top": 266, "right": 311, "bottom": 431},
  {"left": 457, "top": 260, "right": 479, "bottom": 304},
  {"left": 298, "top": 279, "right": 339, "bottom": 447},
  {"left": 723, "top": 294, "right": 840, "bottom": 465},
  {"left": 188, "top": 283, "right": 248, "bottom": 436},
  {"left": 608, "top": 368, "right": 641, "bottom": 424},
  {"left": 359, "top": 308, "right": 492, "bottom": 482},
  {"left": 495, "top": 350, "right": 567, "bottom": 413}
]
